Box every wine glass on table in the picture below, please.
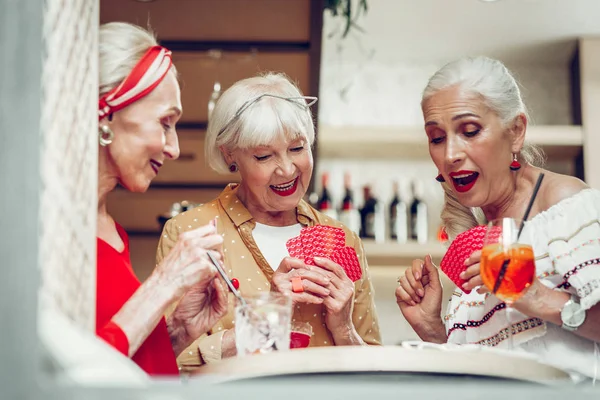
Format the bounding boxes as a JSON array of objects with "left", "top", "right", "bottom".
[
  {"left": 480, "top": 217, "right": 536, "bottom": 349},
  {"left": 480, "top": 173, "right": 544, "bottom": 349}
]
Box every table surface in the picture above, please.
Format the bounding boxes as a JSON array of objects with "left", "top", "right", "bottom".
[{"left": 192, "top": 344, "right": 571, "bottom": 385}]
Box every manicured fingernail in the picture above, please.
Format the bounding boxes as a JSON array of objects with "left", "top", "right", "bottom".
[
  {"left": 459, "top": 272, "right": 466, "bottom": 279},
  {"left": 417, "top": 289, "right": 424, "bottom": 297},
  {"left": 415, "top": 272, "right": 420, "bottom": 280},
  {"left": 410, "top": 301, "right": 416, "bottom": 306},
  {"left": 462, "top": 283, "right": 469, "bottom": 290}
]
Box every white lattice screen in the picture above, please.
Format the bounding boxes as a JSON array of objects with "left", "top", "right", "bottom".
[{"left": 39, "top": 0, "right": 98, "bottom": 331}]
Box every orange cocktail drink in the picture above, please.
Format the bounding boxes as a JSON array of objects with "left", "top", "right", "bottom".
[{"left": 480, "top": 243, "right": 535, "bottom": 304}]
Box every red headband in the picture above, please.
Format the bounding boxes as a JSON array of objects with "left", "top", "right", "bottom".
[{"left": 98, "top": 45, "right": 172, "bottom": 120}]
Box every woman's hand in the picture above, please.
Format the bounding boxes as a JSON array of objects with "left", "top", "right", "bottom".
[
  {"left": 169, "top": 276, "right": 229, "bottom": 354},
  {"left": 112, "top": 223, "right": 226, "bottom": 357},
  {"left": 153, "top": 223, "right": 229, "bottom": 354},
  {"left": 153, "top": 223, "right": 224, "bottom": 299},
  {"left": 460, "top": 250, "right": 490, "bottom": 294},
  {"left": 312, "top": 257, "right": 359, "bottom": 343},
  {"left": 395, "top": 255, "right": 446, "bottom": 343},
  {"left": 271, "top": 257, "right": 331, "bottom": 306}
]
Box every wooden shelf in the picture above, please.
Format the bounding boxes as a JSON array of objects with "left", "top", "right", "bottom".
[
  {"left": 362, "top": 239, "right": 447, "bottom": 266},
  {"left": 318, "top": 125, "right": 583, "bottom": 159}
]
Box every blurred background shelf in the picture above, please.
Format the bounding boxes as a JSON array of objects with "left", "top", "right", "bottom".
[
  {"left": 318, "top": 125, "right": 583, "bottom": 160},
  {"left": 362, "top": 239, "right": 446, "bottom": 266}
]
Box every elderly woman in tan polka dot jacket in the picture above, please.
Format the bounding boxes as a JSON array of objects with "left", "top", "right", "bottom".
[{"left": 156, "top": 73, "right": 381, "bottom": 371}]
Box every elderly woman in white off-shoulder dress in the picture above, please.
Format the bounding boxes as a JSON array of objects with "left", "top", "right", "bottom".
[{"left": 395, "top": 56, "right": 600, "bottom": 379}]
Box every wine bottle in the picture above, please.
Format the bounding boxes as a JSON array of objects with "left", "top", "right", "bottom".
[
  {"left": 338, "top": 172, "right": 360, "bottom": 234},
  {"left": 317, "top": 172, "right": 338, "bottom": 220},
  {"left": 359, "top": 185, "right": 377, "bottom": 239},
  {"left": 389, "top": 181, "right": 408, "bottom": 243},
  {"left": 409, "top": 180, "right": 428, "bottom": 244}
]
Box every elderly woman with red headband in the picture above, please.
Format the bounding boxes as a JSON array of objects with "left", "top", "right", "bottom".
[{"left": 96, "top": 22, "right": 228, "bottom": 377}]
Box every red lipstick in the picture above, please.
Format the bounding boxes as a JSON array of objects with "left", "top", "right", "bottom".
[
  {"left": 449, "top": 170, "right": 479, "bottom": 193},
  {"left": 270, "top": 177, "right": 299, "bottom": 197}
]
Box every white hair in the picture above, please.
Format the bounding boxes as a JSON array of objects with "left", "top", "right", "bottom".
[
  {"left": 205, "top": 73, "right": 316, "bottom": 174},
  {"left": 422, "top": 56, "right": 545, "bottom": 239},
  {"left": 99, "top": 22, "right": 176, "bottom": 97}
]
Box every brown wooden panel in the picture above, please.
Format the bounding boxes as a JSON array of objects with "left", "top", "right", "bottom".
[
  {"left": 174, "top": 51, "right": 311, "bottom": 122},
  {"left": 107, "top": 187, "right": 224, "bottom": 232},
  {"left": 154, "top": 129, "right": 240, "bottom": 184},
  {"left": 128, "top": 235, "right": 161, "bottom": 282},
  {"left": 100, "top": 0, "right": 310, "bottom": 42}
]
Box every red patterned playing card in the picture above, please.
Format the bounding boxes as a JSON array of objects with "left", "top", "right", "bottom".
[
  {"left": 331, "top": 246, "right": 362, "bottom": 282},
  {"left": 286, "top": 235, "right": 304, "bottom": 260},
  {"left": 286, "top": 225, "right": 361, "bottom": 281},
  {"left": 300, "top": 225, "right": 346, "bottom": 265},
  {"left": 440, "top": 225, "right": 488, "bottom": 294}
]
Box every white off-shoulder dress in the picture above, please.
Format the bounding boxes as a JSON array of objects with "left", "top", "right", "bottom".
[{"left": 444, "top": 189, "right": 600, "bottom": 379}]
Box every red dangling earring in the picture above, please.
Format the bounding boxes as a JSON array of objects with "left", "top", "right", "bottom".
[
  {"left": 435, "top": 174, "right": 445, "bottom": 182},
  {"left": 510, "top": 153, "right": 521, "bottom": 171},
  {"left": 229, "top": 162, "right": 238, "bottom": 173}
]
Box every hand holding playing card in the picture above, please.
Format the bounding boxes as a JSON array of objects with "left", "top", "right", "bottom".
[
  {"left": 271, "top": 257, "right": 331, "bottom": 306},
  {"left": 285, "top": 225, "right": 365, "bottom": 342},
  {"left": 312, "top": 256, "right": 356, "bottom": 338},
  {"left": 440, "top": 225, "right": 488, "bottom": 294},
  {"left": 286, "top": 225, "right": 362, "bottom": 282}
]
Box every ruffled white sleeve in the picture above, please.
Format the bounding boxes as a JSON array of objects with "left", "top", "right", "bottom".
[{"left": 528, "top": 188, "right": 600, "bottom": 310}]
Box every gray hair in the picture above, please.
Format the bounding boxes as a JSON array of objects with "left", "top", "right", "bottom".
[
  {"left": 205, "top": 73, "right": 316, "bottom": 174},
  {"left": 422, "top": 56, "right": 545, "bottom": 239},
  {"left": 99, "top": 22, "right": 176, "bottom": 97}
]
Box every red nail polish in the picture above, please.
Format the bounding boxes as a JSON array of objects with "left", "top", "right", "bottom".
[{"left": 231, "top": 278, "right": 240, "bottom": 290}]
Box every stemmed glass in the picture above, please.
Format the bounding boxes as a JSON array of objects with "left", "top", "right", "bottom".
[{"left": 480, "top": 218, "right": 536, "bottom": 349}]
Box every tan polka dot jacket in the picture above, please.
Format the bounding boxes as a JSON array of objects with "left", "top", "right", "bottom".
[{"left": 156, "top": 184, "right": 381, "bottom": 370}]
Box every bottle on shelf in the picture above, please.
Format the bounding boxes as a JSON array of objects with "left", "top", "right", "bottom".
[
  {"left": 338, "top": 172, "right": 360, "bottom": 235},
  {"left": 317, "top": 172, "right": 338, "bottom": 220},
  {"left": 359, "top": 186, "right": 376, "bottom": 239},
  {"left": 409, "top": 180, "right": 428, "bottom": 244},
  {"left": 360, "top": 185, "right": 384, "bottom": 242},
  {"left": 389, "top": 181, "right": 408, "bottom": 243}
]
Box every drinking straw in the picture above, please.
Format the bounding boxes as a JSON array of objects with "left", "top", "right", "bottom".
[{"left": 493, "top": 173, "right": 545, "bottom": 294}]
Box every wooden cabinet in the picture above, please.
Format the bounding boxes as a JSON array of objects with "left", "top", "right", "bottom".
[
  {"left": 100, "top": 0, "right": 311, "bottom": 42},
  {"left": 107, "top": 187, "right": 223, "bottom": 234},
  {"left": 152, "top": 129, "right": 239, "bottom": 185},
  {"left": 174, "top": 51, "right": 311, "bottom": 122}
]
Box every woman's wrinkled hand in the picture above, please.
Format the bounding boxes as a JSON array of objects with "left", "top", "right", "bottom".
[
  {"left": 460, "top": 250, "right": 490, "bottom": 294},
  {"left": 154, "top": 222, "right": 230, "bottom": 349},
  {"left": 271, "top": 257, "right": 331, "bottom": 306},
  {"left": 171, "top": 275, "right": 229, "bottom": 343},
  {"left": 312, "top": 256, "right": 356, "bottom": 336},
  {"left": 396, "top": 255, "right": 446, "bottom": 342},
  {"left": 154, "top": 223, "right": 224, "bottom": 299}
]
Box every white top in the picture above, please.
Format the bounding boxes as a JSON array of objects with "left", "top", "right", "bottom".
[
  {"left": 252, "top": 222, "right": 303, "bottom": 271},
  {"left": 444, "top": 188, "right": 600, "bottom": 379}
]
